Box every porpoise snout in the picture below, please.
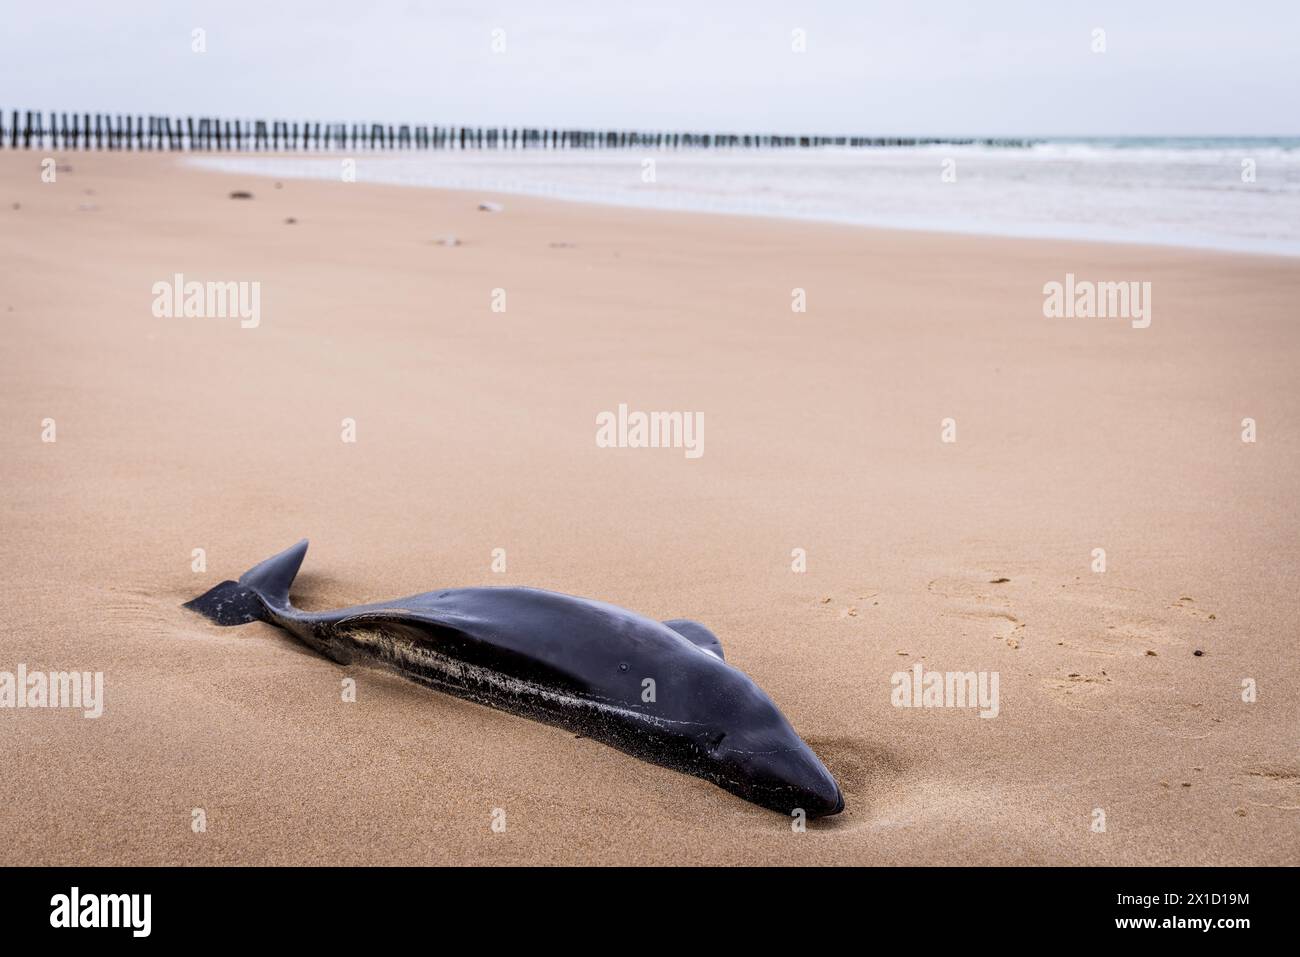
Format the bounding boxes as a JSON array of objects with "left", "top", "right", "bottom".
[{"left": 734, "top": 740, "right": 844, "bottom": 818}]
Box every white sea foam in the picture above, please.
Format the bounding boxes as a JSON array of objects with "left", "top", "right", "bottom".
[{"left": 190, "top": 140, "right": 1300, "bottom": 255}]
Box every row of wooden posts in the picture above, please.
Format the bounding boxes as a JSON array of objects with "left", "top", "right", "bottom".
[{"left": 0, "top": 109, "right": 1033, "bottom": 151}]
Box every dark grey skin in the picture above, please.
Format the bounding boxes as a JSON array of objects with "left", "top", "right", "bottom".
[{"left": 185, "top": 540, "right": 844, "bottom": 817}]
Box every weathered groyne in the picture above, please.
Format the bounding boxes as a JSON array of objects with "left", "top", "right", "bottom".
[{"left": 1, "top": 109, "right": 1034, "bottom": 151}]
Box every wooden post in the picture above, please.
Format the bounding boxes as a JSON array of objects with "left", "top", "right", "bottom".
[{"left": 0, "top": 114, "right": 1052, "bottom": 153}]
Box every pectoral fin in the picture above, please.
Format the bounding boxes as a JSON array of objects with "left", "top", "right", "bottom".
[{"left": 664, "top": 619, "right": 724, "bottom": 660}]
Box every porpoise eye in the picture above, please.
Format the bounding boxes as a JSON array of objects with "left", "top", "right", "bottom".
[{"left": 618, "top": 662, "right": 629, "bottom": 672}]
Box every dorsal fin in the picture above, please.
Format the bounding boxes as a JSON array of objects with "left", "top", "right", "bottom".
[{"left": 664, "top": 619, "right": 724, "bottom": 660}]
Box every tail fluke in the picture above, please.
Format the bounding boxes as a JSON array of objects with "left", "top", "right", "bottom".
[
  {"left": 236, "top": 538, "right": 308, "bottom": 609},
  {"left": 183, "top": 539, "right": 308, "bottom": 626}
]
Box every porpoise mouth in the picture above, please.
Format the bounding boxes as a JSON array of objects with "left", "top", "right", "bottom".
[
  {"left": 727, "top": 742, "right": 845, "bottom": 817},
  {"left": 802, "top": 775, "right": 845, "bottom": 818}
]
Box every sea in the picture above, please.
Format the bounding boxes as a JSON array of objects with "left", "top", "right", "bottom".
[{"left": 189, "top": 137, "right": 1300, "bottom": 256}]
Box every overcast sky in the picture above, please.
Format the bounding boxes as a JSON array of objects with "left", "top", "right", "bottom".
[{"left": 3, "top": 1, "right": 1296, "bottom": 137}]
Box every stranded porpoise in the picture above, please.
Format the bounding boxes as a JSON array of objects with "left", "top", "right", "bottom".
[{"left": 186, "top": 540, "right": 843, "bottom": 817}]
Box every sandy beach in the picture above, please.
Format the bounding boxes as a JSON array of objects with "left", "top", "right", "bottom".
[{"left": 1, "top": 151, "right": 1297, "bottom": 866}]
